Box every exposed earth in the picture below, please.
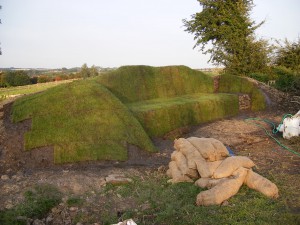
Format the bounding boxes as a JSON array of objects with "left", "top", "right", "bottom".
[{"left": 0, "top": 82, "right": 299, "bottom": 224}]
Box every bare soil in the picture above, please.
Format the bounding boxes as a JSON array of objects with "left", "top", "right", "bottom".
[{"left": 0, "top": 83, "right": 299, "bottom": 223}]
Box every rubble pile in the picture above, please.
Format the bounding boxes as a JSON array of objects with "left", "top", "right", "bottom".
[{"left": 166, "top": 137, "right": 279, "bottom": 206}]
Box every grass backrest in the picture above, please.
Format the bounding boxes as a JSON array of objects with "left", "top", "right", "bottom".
[{"left": 97, "top": 65, "right": 214, "bottom": 103}]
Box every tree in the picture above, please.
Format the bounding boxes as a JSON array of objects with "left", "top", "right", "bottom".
[
  {"left": 80, "top": 63, "right": 90, "bottom": 79},
  {"left": 0, "top": 72, "right": 5, "bottom": 87},
  {"left": 90, "top": 65, "right": 99, "bottom": 77},
  {"left": 183, "top": 0, "right": 269, "bottom": 75},
  {"left": 275, "top": 38, "right": 300, "bottom": 74},
  {"left": 3, "top": 71, "right": 31, "bottom": 87}
]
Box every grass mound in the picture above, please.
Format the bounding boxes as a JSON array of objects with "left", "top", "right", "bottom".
[
  {"left": 12, "top": 80, "right": 156, "bottom": 164},
  {"left": 97, "top": 65, "right": 214, "bottom": 103},
  {"left": 128, "top": 93, "right": 239, "bottom": 137},
  {"left": 218, "top": 75, "right": 266, "bottom": 111}
]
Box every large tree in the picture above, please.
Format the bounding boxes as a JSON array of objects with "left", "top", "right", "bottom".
[{"left": 183, "top": 0, "right": 269, "bottom": 75}]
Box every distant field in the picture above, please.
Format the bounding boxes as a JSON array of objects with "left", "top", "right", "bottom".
[{"left": 0, "top": 80, "right": 76, "bottom": 101}]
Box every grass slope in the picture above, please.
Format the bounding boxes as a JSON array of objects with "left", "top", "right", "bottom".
[
  {"left": 97, "top": 65, "right": 214, "bottom": 103},
  {"left": 12, "top": 80, "right": 156, "bottom": 164},
  {"left": 128, "top": 93, "right": 239, "bottom": 137}
]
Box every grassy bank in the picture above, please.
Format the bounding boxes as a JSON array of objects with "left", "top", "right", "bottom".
[{"left": 12, "top": 80, "right": 156, "bottom": 163}]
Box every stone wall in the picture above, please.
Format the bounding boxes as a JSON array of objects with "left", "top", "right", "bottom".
[{"left": 239, "top": 94, "right": 251, "bottom": 110}]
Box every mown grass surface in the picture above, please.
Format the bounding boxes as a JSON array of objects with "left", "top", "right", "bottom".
[
  {"left": 218, "top": 75, "right": 266, "bottom": 111},
  {"left": 97, "top": 65, "right": 214, "bottom": 103},
  {"left": 128, "top": 93, "right": 239, "bottom": 137},
  {"left": 12, "top": 80, "right": 156, "bottom": 163},
  {"left": 0, "top": 80, "right": 74, "bottom": 100},
  {"left": 92, "top": 171, "right": 299, "bottom": 225},
  {"left": 0, "top": 184, "right": 62, "bottom": 225}
]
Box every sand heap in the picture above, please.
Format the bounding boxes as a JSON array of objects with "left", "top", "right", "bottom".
[{"left": 166, "top": 137, "right": 279, "bottom": 206}]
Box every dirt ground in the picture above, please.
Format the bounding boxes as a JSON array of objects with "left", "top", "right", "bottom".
[{"left": 0, "top": 83, "right": 300, "bottom": 223}]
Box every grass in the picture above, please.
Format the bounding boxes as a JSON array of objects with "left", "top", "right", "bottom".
[
  {"left": 79, "top": 171, "right": 299, "bottom": 225},
  {"left": 127, "top": 93, "right": 239, "bottom": 137},
  {"left": 66, "top": 196, "right": 84, "bottom": 207},
  {"left": 218, "top": 74, "right": 266, "bottom": 111},
  {"left": 12, "top": 79, "right": 156, "bottom": 164},
  {"left": 97, "top": 65, "right": 215, "bottom": 103},
  {"left": 0, "top": 184, "right": 62, "bottom": 225},
  {"left": 0, "top": 80, "right": 74, "bottom": 100}
]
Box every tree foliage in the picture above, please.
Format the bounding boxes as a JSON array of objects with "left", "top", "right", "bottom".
[
  {"left": 80, "top": 63, "right": 90, "bottom": 79},
  {"left": 90, "top": 65, "right": 99, "bottom": 77},
  {"left": 183, "top": 0, "right": 270, "bottom": 75},
  {"left": 0, "top": 71, "right": 31, "bottom": 87},
  {"left": 79, "top": 63, "right": 99, "bottom": 78},
  {"left": 275, "top": 38, "right": 300, "bottom": 74}
]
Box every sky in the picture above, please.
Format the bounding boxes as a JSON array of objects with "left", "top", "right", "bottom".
[{"left": 0, "top": 0, "right": 299, "bottom": 69}]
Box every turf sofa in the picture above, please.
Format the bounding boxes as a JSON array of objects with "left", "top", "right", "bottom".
[{"left": 98, "top": 66, "right": 266, "bottom": 137}]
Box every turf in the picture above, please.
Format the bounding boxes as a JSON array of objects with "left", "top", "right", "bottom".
[
  {"left": 97, "top": 65, "right": 214, "bottom": 103},
  {"left": 12, "top": 80, "right": 156, "bottom": 164},
  {"left": 127, "top": 93, "right": 239, "bottom": 137}
]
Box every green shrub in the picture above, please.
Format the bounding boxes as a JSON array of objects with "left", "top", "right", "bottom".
[
  {"left": 272, "top": 66, "right": 299, "bottom": 92},
  {"left": 37, "top": 75, "right": 53, "bottom": 83},
  {"left": 249, "top": 72, "right": 270, "bottom": 83},
  {"left": 1, "top": 71, "right": 31, "bottom": 87}
]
